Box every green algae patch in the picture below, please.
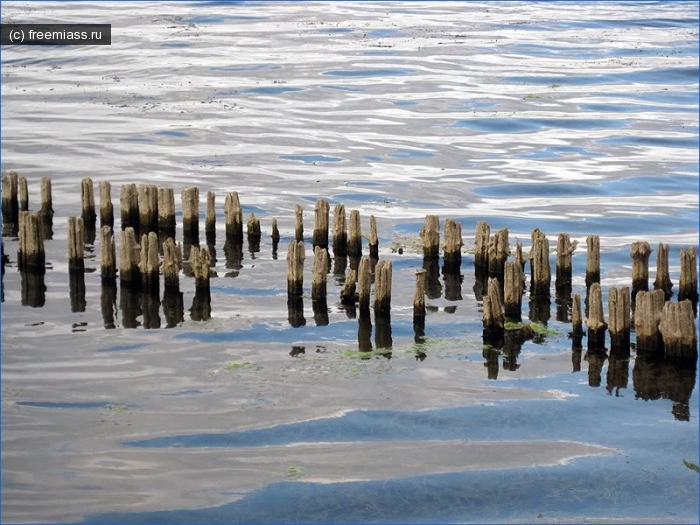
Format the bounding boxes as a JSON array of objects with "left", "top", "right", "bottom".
[
  {"left": 224, "top": 362, "right": 255, "bottom": 371},
  {"left": 340, "top": 350, "right": 388, "bottom": 360},
  {"left": 505, "top": 321, "right": 557, "bottom": 337},
  {"left": 288, "top": 465, "right": 304, "bottom": 479},
  {"left": 683, "top": 459, "right": 699, "bottom": 473}
]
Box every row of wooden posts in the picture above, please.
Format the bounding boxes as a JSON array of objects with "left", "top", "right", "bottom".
[{"left": 2, "top": 172, "right": 698, "bottom": 359}]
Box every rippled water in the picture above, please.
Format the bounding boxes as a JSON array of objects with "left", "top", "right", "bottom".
[{"left": 1, "top": 1, "right": 698, "bottom": 523}]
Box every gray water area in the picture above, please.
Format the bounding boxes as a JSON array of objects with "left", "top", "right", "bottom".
[{"left": 1, "top": 1, "right": 699, "bottom": 523}]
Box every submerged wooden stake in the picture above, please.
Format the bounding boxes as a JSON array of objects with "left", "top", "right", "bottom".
[
  {"left": 157, "top": 188, "right": 176, "bottom": 234},
  {"left": 608, "top": 286, "right": 631, "bottom": 350},
  {"left": 413, "top": 269, "right": 426, "bottom": 318},
  {"left": 81, "top": 178, "right": 96, "bottom": 223},
  {"left": 100, "top": 226, "right": 116, "bottom": 280},
  {"left": 374, "top": 260, "right": 392, "bottom": 315},
  {"left": 369, "top": 215, "right": 379, "bottom": 259},
  {"left": 572, "top": 293, "right": 584, "bottom": 336},
  {"left": 586, "top": 283, "right": 607, "bottom": 348},
  {"left": 271, "top": 217, "right": 280, "bottom": 243},
  {"left": 312, "top": 246, "right": 329, "bottom": 299},
  {"left": 659, "top": 300, "right": 698, "bottom": 359},
  {"left": 348, "top": 209, "right": 362, "bottom": 257},
  {"left": 488, "top": 227, "right": 509, "bottom": 276},
  {"left": 100, "top": 182, "right": 114, "bottom": 228},
  {"left": 205, "top": 191, "right": 216, "bottom": 237},
  {"left": 634, "top": 289, "right": 665, "bottom": 352},
  {"left": 18, "top": 211, "right": 45, "bottom": 272},
  {"left": 40, "top": 176, "right": 53, "bottom": 217},
  {"left": 286, "top": 240, "right": 305, "bottom": 296},
  {"left": 67, "top": 217, "right": 85, "bottom": 273},
  {"left": 162, "top": 237, "right": 181, "bottom": 289},
  {"left": 139, "top": 232, "right": 160, "bottom": 288},
  {"left": 443, "top": 218, "right": 462, "bottom": 271},
  {"left": 189, "top": 245, "right": 211, "bottom": 290},
  {"left": 530, "top": 229, "right": 550, "bottom": 296},
  {"left": 504, "top": 261, "right": 522, "bottom": 320},
  {"left": 585, "top": 235, "right": 600, "bottom": 288},
  {"left": 678, "top": 247, "right": 698, "bottom": 305},
  {"left": 120, "top": 184, "right": 139, "bottom": 230},
  {"left": 294, "top": 204, "right": 304, "bottom": 242},
  {"left": 630, "top": 241, "right": 652, "bottom": 298},
  {"left": 118, "top": 227, "right": 140, "bottom": 284},
  {"left": 138, "top": 184, "right": 158, "bottom": 232},
  {"left": 420, "top": 215, "right": 440, "bottom": 260},
  {"left": 332, "top": 204, "right": 347, "bottom": 256},
  {"left": 556, "top": 233, "right": 577, "bottom": 290},
  {"left": 340, "top": 268, "right": 357, "bottom": 304},
  {"left": 653, "top": 242, "right": 673, "bottom": 299},
  {"left": 483, "top": 277, "right": 505, "bottom": 342},
  {"left": 181, "top": 187, "right": 199, "bottom": 237},
  {"left": 247, "top": 213, "right": 261, "bottom": 246},
  {"left": 2, "top": 171, "right": 19, "bottom": 230},
  {"left": 358, "top": 257, "right": 371, "bottom": 311},
  {"left": 313, "top": 199, "right": 330, "bottom": 249},
  {"left": 224, "top": 192, "right": 243, "bottom": 242},
  {"left": 474, "top": 221, "right": 490, "bottom": 269},
  {"left": 19, "top": 176, "right": 28, "bottom": 212}
]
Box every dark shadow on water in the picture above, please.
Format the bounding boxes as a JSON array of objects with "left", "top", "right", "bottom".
[
  {"left": 528, "top": 294, "right": 550, "bottom": 325},
  {"left": 162, "top": 286, "right": 184, "bottom": 328},
  {"left": 423, "top": 258, "right": 442, "bottom": 300},
  {"left": 358, "top": 308, "right": 372, "bottom": 352},
  {"left": 120, "top": 282, "right": 141, "bottom": 329},
  {"left": 442, "top": 265, "right": 462, "bottom": 302},
  {"left": 633, "top": 351, "right": 697, "bottom": 421},
  {"left": 483, "top": 346, "right": 500, "bottom": 380},
  {"left": 224, "top": 240, "right": 244, "bottom": 278},
  {"left": 69, "top": 271, "right": 86, "bottom": 313},
  {"left": 101, "top": 278, "right": 117, "bottom": 329},
  {"left": 473, "top": 265, "right": 488, "bottom": 302}
]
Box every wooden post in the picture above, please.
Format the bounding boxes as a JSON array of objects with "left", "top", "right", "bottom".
[
  {"left": 224, "top": 192, "right": 243, "bottom": 242},
  {"left": 162, "top": 237, "right": 182, "bottom": 289},
  {"left": 474, "top": 221, "right": 490, "bottom": 269},
  {"left": 286, "top": 240, "right": 305, "bottom": 296},
  {"left": 572, "top": 293, "right": 584, "bottom": 335},
  {"left": 271, "top": 217, "right": 280, "bottom": 257},
  {"left": 99, "top": 182, "right": 114, "bottom": 228},
  {"left": 139, "top": 232, "right": 160, "bottom": 289},
  {"left": 205, "top": 191, "right": 216, "bottom": 239},
  {"left": 120, "top": 184, "right": 139, "bottom": 230},
  {"left": 634, "top": 289, "right": 665, "bottom": 352},
  {"left": 348, "top": 209, "right": 362, "bottom": 257},
  {"left": 488, "top": 227, "right": 509, "bottom": 276},
  {"left": 81, "top": 178, "right": 96, "bottom": 223},
  {"left": 608, "top": 286, "right": 631, "bottom": 351},
  {"left": 19, "top": 176, "right": 28, "bottom": 212},
  {"left": 530, "top": 229, "right": 550, "bottom": 296},
  {"left": 294, "top": 204, "right": 304, "bottom": 242},
  {"left": 100, "top": 226, "right": 116, "bottom": 280},
  {"left": 67, "top": 217, "right": 85, "bottom": 273},
  {"left": 556, "top": 233, "right": 577, "bottom": 291},
  {"left": 504, "top": 261, "right": 522, "bottom": 320},
  {"left": 374, "top": 260, "right": 392, "bottom": 315},
  {"left": 660, "top": 300, "right": 698, "bottom": 359},
  {"left": 40, "top": 177, "right": 53, "bottom": 217},
  {"left": 586, "top": 283, "right": 607, "bottom": 349},
  {"left": 313, "top": 199, "right": 329, "bottom": 249},
  {"left": 483, "top": 277, "right": 505, "bottom": 343},
  {"left": 18, "top": 211, "right": 45, "bottom": 272},
  {"left": 413, "top": 269, "right": 426, "bottom": 318},
  {"left": 137, "top": 183, "right": 158, "bottom": 232},
  {"left": 69, "top": 271, "right": 86, "bottom": 313},
  {"left": 340, "top": 268, "right": 357, "bottom": 304},
  {"left": 332, "top": 204, "right": 347, "bottom": 256},
  {"left": 312, "top": 246, "right": 328, "bottom": 299},
  {"left": 247, "top": 213, "right": 261, "bottom": 252},
  {"left": 189, "top": 245, "right": 211, "bottom": 290},
  {"left": 369, "top": 215, "right": 379, "bottom": 259},
  {"left": 585, "top": 235, "right": 600, "bottom": 288},
  {"left": 358, "top": 257, "right": 371, "bottom": 311},
  {"left": 181, "top": 187, "right": 199, "bottom": 239},
  {"left": 119, "top": 227, "right": 140, "bottom": 284},
  {"left": 157, "top": 187, "right": 176, "bottom": 234},
  {"left": 678, "top": 247, "right": 698, "bottom": 306},
  {"left": 630, "top": 241, "right": 652, "bottom": 300},
  {"left": 2, "top": 171, "right": 19, "bottom": 234},
  {"left": 443, "top": 218, "right": 462, "bottom": 272},
  {"left": 420, "top": 215, "right": 440, "bottom": 260},
  {"left": 653, "top": 242, "right": 673, "bottom": 299}
]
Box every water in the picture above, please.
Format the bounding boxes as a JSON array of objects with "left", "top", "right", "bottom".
[{"left": 1, "top": 1, "right": 698, "bottom": 523}]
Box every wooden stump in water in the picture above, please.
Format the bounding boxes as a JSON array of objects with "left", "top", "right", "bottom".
[
  {"left": 586, "top": 283, "right": 607, "bottom": 349},
  {"left": 374, "top": 260, "right": 392, "bottom": 315},
  {"left": 286, "top": 240, "right": 305, "bottom": 297},
  {"left": 120, "top": 184, "right": 139, "bottom": 231},
  {"left": 67, "top": 217, "right": 85, "bottom": 273},
  {"left": 99, "top": 182, "right": 114, "bottom": 228},
  {"left": 585, "top": 235, "right": 600, "bottom": 288},
  {"left": 678, "top": 247, "right": 698, "bottom": 307},
  {"left": 555, "top": 233, "right": 577, "bottom": 291},
  {"left": 630, "top": 241, "right": 652, "bottom": 301},
  {"left": 119, "top": 227, "right": 140, "bottom": 285},
  {"left": 139, "top": 232, "right": 160, "bottom": 289},
  {"left": 18, "top": 211, "right": 45, "bottom": 272},
  {"left": 181, "top": 187, "right": 199, "bottom": 239},
  {"left": 313, "top": 199, "right": 330, "bottom": 250},
  {"left": 157, "top": 187, "right": 176, "bottom": 234},
  {"left": 162, "top": 237, "right": 182, "bottom": 289},
  {"left": 340, "top": 268, "right": 357, "bottom": 304},
  {"left": 483, "top": 277, "right": 505, "bottom": 344},
  {"left": 504, "top": 261, "right": 522, "bottom": 321},
  {"left": 189, "top": 245, "right": 211, "bottom": 290},
  {"left": 488, "top": 228, "right": 509, "bottom": 276},
  {"left": 312, "top": 246, "right": 328, "bottom": 299},
  {"left": 348, "top": 209, "right": 362, "bottom": 257},
  {"left": 634, "top": 289, "right": 665, "bottom": 352},
  {"left": 530, "top": 229, "right": 550, "bottom": 296},
  {"left": 81, "top": 178, "right": 96, "bottom": 223},
  {"left": 224, "top": 192, "right": 243, "bottom": 242},
  {"left": 572, "top": 293, "right": 584, "bottom": 336},
  {"left": 205, "top": 191, "right": 216, "bottom": 240},
  {"left": 474, "top": 220, "right": 490, "bottom": 270},
  {"left": 332, "top": 204, "right": 347, "bottom": 257},
  {"left": 19, "top": 176, "right": 28, "bottom": 212},
  {"left": 2, "top": 171, "right": 19, "bottom": 235},
  {"left": 369, "top": 215, "right": 379, "bottom": 259},
  {"left": 100, "top": 226, "right": 116, "bottom": 280},
  {"left": 608, "top": 286, "right": 631, "bottom": 351},
  {"left": 420, "top": 215, "right": 440, "bottom": 260},
  {"left": 659, "top": 300, "right": 698, "bottom": 359},
  {"left": 358, "top": 257, "right": 371, "bottom": 312},
  {"left": 294, "top": 204, "right": 304, "bottom": 242},
  {"left": 271, "top": 217, "right": 280, "bottom": 257},
  {"left": 653, "top": 242, "right": 673, "bottom": 300},
  {"left": 41, "top": 176, "right": 53, "bottom": 217},
  {"left": 247, "top": 213, "right": 261, "bottom": 253},
  {"left": 138, "top": 184, "right": 158, "bottom": 233},
  {"left": 443, "top": 218, "right": 462, "bottom": 272},
  {"left": 413, "top": 269, "right": 426, "bottom": 318}
]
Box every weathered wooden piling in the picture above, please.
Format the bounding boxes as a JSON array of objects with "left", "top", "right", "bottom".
[
  {"left": 374, "top": 260, "right": 392, "bottom": 315},
  {"left": 340, "top": 268, "right": 357, "bottom": 304},
  {"left": 141, "top": 286, "right": 161, "bottom": 329},
  {"left": 313, "top": 294, "right": 329, "bottom": 326},
  {"left": 585, "top": 235, "right": 600, "bottom": 288},
  {"left": 99, "top": 182, "right": 114, "bottom": 228},
  {"left": 162, "top": 237, "right": 182, "bottom": 289},
  {"left": 420, "top": 215, "right": 440, "bottom": 260},
  {"left": 312, "top": 246, "right": 329, "bottom": 299},
  {"left": 67, "top": 217, "right": 84, "bottom": 273},
  {"left": 205, "top": 191, "right": 216, "bottom": 239},
  {"left": 271, "top": 217, "right": 280, "bottom": 258},
  {"left": 443, "top": 219, "right": 462, "bottom": 272},
  {"left": 608, "top": 286, "right": 631, "bottom": 351},
  {"left": 375, "top": 312, "right": 392, "bottom": 350},
  {"left": 572, "top": 293, "right": 584, "bottom": 336},
  {"left": 488, "top": 228, "right": 509, "bottom": 276},
  {"left": 19, "top": 176, "right": 28, "bottom": 212},
  {"left": 530, "top": 229, "right": 550, "bottom": 296},
  {"left": 2, "top": 171, "right": 19, "bottom": 232},
  {"left": 286, "top": 240, "right": 305, "bottom": 296},
  {"left": 586, "top": 283, "right": 607, "bottom": 349},
  {"left": 358, "top": 308, "right": 373, "bottom": 352},
  {"left": 556, "top": 233, "right": 577, "bottom": 290},
  {"left": 157, "top": 187, "right": 176, "bottom": 234},
  {"left": 41, "top": 177, "right": 53, "bottom": 217},
  {"left": 313, "top": 199, "right": 330, "bottom": 249},
  {"left": 118, "top": 227, "right": 140, "bottom": 284},
  {"left": 413, "top": 269, "right": 426, "bottom": 318},
  {"left": 653, "top": 243, "right": 673, "bottom": 299},
  {"left": 287, "top": 295, "right": 306, "bottom": 328},
  {"left": 21, "top": 269, "right": 46, "bottom": 308},
  {"left": 80, "top": 177, "right": 96, "bottom": 223},
  {"left": 659, "top": 300, "right": 698, "bottom": 359},
  {"left": 369, "top": 215, "right": 379, "bottom": 259},
  {"left": 630, "top": 241, "right": 652, "bottom": 299},
  {"left": 181, "top": 187, "right": 199, "bottom": 238},
  {"left": 223, "top": 192, "right": 243, "bottom": 242},
  {"left": 189, "top": 245, "right": 211, "bottom": 290},
  {"left": 348, "top": 209, "right": 362, "bottom": 257},
  {"left": 100, "top": 226, "right": 116, "bottom": 280},
  {"left": 247, "top": 213, "right": 261, "bottom": 252},
  {"left": 678, "top": 247, "right": 698, "bottom": 306},
  {"left": 69, "top": 271, "right": 86, "bottom": 313},
  {"left": 101, "top": 277, "right": 117, "bottom": 329},
  {"left": 483, "top": 277, "right": 505, "bottom": 343},
  {"left": 474, "top": 221, "right": 490, "bottom": 269},
  {"left": 294, "top": 204, "right": 304, "bottom": 242},
  {"left": 138, "top": 184, "right": 158, "bottom": 232},
  {"left": 120, "top": 184, "right": 139, "bottom": 230},
  {"left": 139, "top": 232, "right": 160, "bottom": 288},
  {"left": 504, "top": 261, "right": 522, "bottom": 320},
  {"left": 634, "top": 289, "right": 665, "bottom": 351},
  {"left": 332, "top": 204, "right": 347, "bottom": 256},
  {"left": 358, "top": 257, "right": 371, "bottom": 311},
  {"left": 18, "top": 211, "right": 45, "bottom": 272}
]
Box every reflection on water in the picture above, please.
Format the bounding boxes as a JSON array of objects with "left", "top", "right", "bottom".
[{"left": 634, "top": 352, "right": 697, "bottom": 422}]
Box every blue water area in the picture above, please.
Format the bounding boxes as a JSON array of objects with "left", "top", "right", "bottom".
[
  {"left": 344, "top": 181, "right": 396, "bottom": 187},
  {"left": 504, "top": 66, "right": 699, "bottom": 86},
  {"left": 279, "top": 155, "right": 343, "bottom": 163},
  {"left": 308, "top": 27, "right": 354, "bottom": 34},
  {"left": 516, "top": 145, "right": 604, "bottom": 159},
  {"left": 591, "top": 90, "right": 698, "bottom": 106},
  {"left": 321, "top": 85, "right": 365, "bottom": 93},
  {"left": 183, "top": 15, "right": 266, "bottom": 24},
  {"left": 453, "top": 118, "right": 627, "bottom": 133},
  {"left": 506, "top": 43, "right": 600, "bottom": 59},
  {"left": 17, "top": 401, "right": 127, "bottom": 410},
  {"left": 503, "top": 17, "right": 698, "bottom": 31},
  {"left": 1, "top": 56, "right": 83, "bottom": 67},
  {"left": 192, "top": 158, "right": 225, "bottom": 166},
  {"left": 579, "top": 102, "right": 696, "bottom": 113},
  {"left": 122, "top": 137, "right": 155, "bottom": 144},
  {"left": 160, "top": 42, "right": 193, "bottom": 49},
  {"left": 307, "top": 192, "right": 386, "bottom": 204},
  {"left": 391, "top": 100, "right": 419, "bottom": 106},
  {"left": 323, "top": 68, "right": 416, "bottom": 77},
  {"left": 449, "top": 100, "right": 497, "bottom": 111},
  {"left": 154, "top": 130, "right": 190, "bottom": 138},
  {"left": 362, "top": 49, "right": 406, "bottom": 56},
  {"left": 98, "top": 343, "right": 145, "bottom": 353},
  {"left": 240, "top": 86, "right": 304, "bottom": 96},
  {"left": 608, "top": 45, "right": 699, "bottom": 58},
  {"left": 366, "top": 29, "right": 405, "bottom": 38},
  {"left": 209, "top": 285, "right": 283, "bottom": 297},
  {"left": 597, "top": 135, "right": 699, "bottom": 149},
  {"left": 162, "top": 389, "right": 211, "bottom": 397},
  {"left": 388, "top": 149, "right": 434, "bottom": 159},
  {"left": 211, "top": 64, "right": 281, "bottom": 72},
  {"left": 363, "top": 155, "right": 384, "bottom": 162}
]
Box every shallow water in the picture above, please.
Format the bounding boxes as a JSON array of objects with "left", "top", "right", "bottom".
[{"left": 1, "top": 1, "right": 698, "bottom": 523}]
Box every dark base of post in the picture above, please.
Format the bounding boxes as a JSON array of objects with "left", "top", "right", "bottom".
[{"left": 287, "top": 295, "right": 306, "bottom": 328}]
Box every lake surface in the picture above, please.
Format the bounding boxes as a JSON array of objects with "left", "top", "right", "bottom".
[{"left": 1, "top": 1, "right": 698, "bottom": 523}]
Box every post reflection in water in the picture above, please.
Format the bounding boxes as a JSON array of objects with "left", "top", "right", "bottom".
[
  {"left": 571, "top": 334, "right": 584, "bottom": 373},
  {"left": 142, "top": 288, "right": 161, "bottom": 329},
  {"left": 358, "top": 308, "right": 372, "bottom": 352},
  {"left": 555, "top": 284, "right": 572, "bottom": 323},
  {"left": 473, "top": 266, "right": 488, "bottom": 303},
  {"left": 287, "top": 295, "right": 305, "bottom": 328},
  {"left": 313, "top": 297, "right": 329, "bottom": 326},
  {"left": 224, "top": 240, "right": 244, "bottom": 278},
  {"left": 502, "top": 331, "right": 523, "bottom": 372},
  {"left": 189, "top": 288, "right": 211, "bottom": 322},
  {"left": 584, "top": 349, "right": 607, "bottom": 388},
  {"left": 374, "top": 313, "right": 392, "bottom": 353},
  {"left": 21, "top": 270, "right": 46, "bottom": 308},
  {"left": 483, "top": 347, "right": 499, "bottom": 380},
  {"left": 119, "top": 283, "right": 141, "bottom": 329},
  {"left": 423, "top": 258, "right": 442, "bottom": 300},
  {"left": 606, "top": 347, "right": 630, "bottom": 397},
  {"left": 442, "top": 264, "right": 462, "bottom": 302},
  {"left": 101, "top": 278, "right": 118, "bottom": 329},
  {"left": 529, "top": 294, "right": 551, "bottom": 325},
  {"left": 633, "top": 352, "right": 697, "bottom": 422},
  {"left": 162, "top": 286, "right": 184, "bottom": 328},
  {"left": 69, "top": 271, "right": 86, "bottom": 313}
]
